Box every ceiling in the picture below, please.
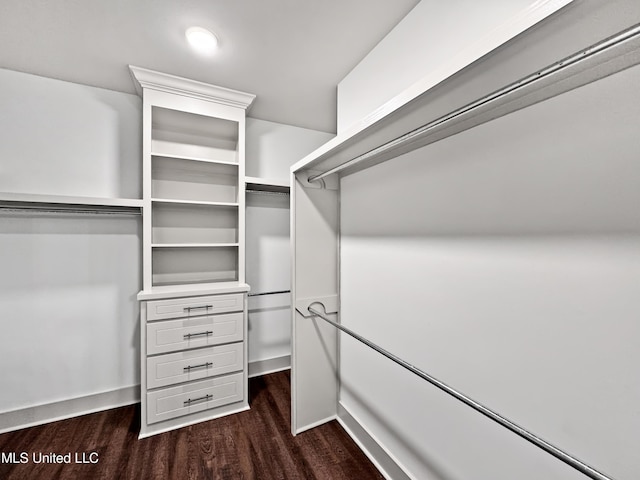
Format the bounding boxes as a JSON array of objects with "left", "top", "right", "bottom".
[{"left": 0, "top": 0, "right": 420, "bottom": 133}]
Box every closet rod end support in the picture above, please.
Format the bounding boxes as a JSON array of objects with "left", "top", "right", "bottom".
[{"left": 294, "top": 295, "right": 338, "bottom": 318}]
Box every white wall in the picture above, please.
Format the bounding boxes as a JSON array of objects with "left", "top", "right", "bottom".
[
  {"left": 336, "top": 0, "right": 574, "bottom": 133},
  {"left": 246, "top": 118, "right": 334, "bottom": 181},
  {"left": 0, "top": 68, "right": 141, "bottom": 199},
  {"left": 0, "top": 214, "right": 141, "bottom": 412},
  {"left": 339, "top": 44, "right": 640, "bottom": 480},
  {"left": 0, "top": 70, "right": 142, "bottom": 424},
  {"left": 245, "top": 118, "right": 332, "bottom": 369}
]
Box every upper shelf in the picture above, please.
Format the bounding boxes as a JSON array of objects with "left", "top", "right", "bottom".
[
  {"left": 292, "top": 24, "right": 640, "bottom": 182},
  {"left": 245, "top": 176, "right": 290, "bottom": 194},
  {"left": 151, "top": 198, "right": 239, "bottom": 207},
  {"left": 150, "top": 107, "right": 240, "bottom": 165},
  {"left": 0, "top": 191, "right": 143, "bottom": 213}
]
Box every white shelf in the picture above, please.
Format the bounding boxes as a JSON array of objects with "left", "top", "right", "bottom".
[
  {"left": 0, "top": 191, "right": 143, "bottom": 208},
  {"left": 151, "top": 151, "right": 240, "bottom": 167},
  {"left": 137, "top": 281, "right": 250, "bottom": 301},
  {"left": 245, "top": 176, "right": 290, "bottom": 194},
  {"left": 151, "top": 240, "right": 239, "bottom": 287},
  {"left": 151, "top": 198, "right": 239, "bottom": 207},
  {"left": 291, "top": 24, "right": 640, "bottom": 179},
  {"left": 151, "top": 243, "right": 239, "bottom": 248},
  {"left": 152, "top": 156, "right": 239, "bottom": 204}
]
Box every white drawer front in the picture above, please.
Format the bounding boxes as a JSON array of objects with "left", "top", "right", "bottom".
[
  {"left": 147, "top": 312, "right": 244, "bottom": 355},
  {"left": 147, "top": 293, "right": 244, "bottom": 321},
  {"left": 147, "top": 343, "right": 243, "bottom": 389},
  {"left": 147, "top": 372, "right": 244, "bottom": 425}
]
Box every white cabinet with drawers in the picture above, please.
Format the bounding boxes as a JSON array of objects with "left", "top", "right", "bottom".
[
  {"left": 138, "top": 288, "right": 249, "bottom": 437},
  {"left": 131, "top": 67, "right": 255, "bottom": 438}
]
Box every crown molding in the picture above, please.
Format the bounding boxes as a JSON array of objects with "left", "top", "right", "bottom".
[{"left": 128, "top": 65, "right": 255, "bottom": 110}]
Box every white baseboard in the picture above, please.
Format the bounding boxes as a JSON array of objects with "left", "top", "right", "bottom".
[
  {"left": 0, "top": 385, "right": 140, "bottom": 434},
  {"left": 337, "top": 402, "right": 413, "bottom": 480},
  {"left": 294, "top": 414, "right": 338, "bottom": 436},
  {"left": 248, "top": 355, "right": 291, "bottom": 378},
  {"left": 1, "top": 355, "right": 293, "bottom": 435}
]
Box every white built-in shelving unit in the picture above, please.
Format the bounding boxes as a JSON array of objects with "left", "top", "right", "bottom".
[
  {"left": 147, "top": 104, "right": 245, "bottom": 287},
  {"left": 130, "top": 66, "right": 255, "bottom": 438}
]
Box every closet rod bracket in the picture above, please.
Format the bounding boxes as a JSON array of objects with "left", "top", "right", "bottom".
[
  {"left": 296, "top": 170, "right": 339, "bottom": 190},
  {"left": 294, "top": 295, "right": 338, "bottom": 318}
]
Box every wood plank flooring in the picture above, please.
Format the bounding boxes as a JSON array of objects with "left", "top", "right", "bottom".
[{"left": 0, "top": 371, "right": 384, "bottom": 480}]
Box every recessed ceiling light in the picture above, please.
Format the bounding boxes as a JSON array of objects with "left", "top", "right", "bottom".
[{"left": 185, "top": 27, "right": 219, "bottom": 55}]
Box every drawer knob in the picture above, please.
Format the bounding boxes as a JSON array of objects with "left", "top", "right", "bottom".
[
  {"left": 184, "top": 394, "right": 213, "bottom": 406},
  {"left": 184, "top": 331, "right": 214, "bottom": 339},
  {"left": 183, "top": 362, "right": 213, "bottom": 371}
]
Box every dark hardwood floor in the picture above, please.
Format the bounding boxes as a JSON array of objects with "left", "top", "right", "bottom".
[{"left": 0, "top": 371, "right": 384, "bottom": 479}]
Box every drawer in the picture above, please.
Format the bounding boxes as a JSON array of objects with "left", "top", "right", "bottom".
[
  {"left": 146, "top": 293, "right": 244, "bottom": 321},
  {"left": 147, "top": 312, "right": 244, "bottom": 355},
  {"left": 147, "top": 372, "right": 244, "bottom": 425},
  {"left": 147, "top": 343, "right": 243, "bottom": 389}
]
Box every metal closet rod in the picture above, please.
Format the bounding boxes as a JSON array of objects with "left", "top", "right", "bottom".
[
  {"left": 307, "top": 22, "right": 640, "bottom": 184},
  {"left": 248, "top": 290, "right": 290, "bottom": 297},
  {"left": 246, "top": 189, "right": 290, "bottom": 196},
  {"left": 307, "top": 304, "right": 615, "bottom": 480},
  {"left": 0, "top": 203, "right": 141, "bottom": 216}
]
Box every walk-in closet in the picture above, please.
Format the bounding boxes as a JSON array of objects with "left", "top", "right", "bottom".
[{"left": 1, "top": 1, "right": 639, "bottom": 479}]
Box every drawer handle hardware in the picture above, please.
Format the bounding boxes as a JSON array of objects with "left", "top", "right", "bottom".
[
  {"left": 183, "top": 362, "right": 213, "bottom": 371},
  {"left": 184, "top": 305, "right": 213, "bottom": 312},
  {"left": 184, "top": 331, "right": 214, "bottom": 339},
  {"left": 184, "top": 394, "right": 213, "bottom": 406}
]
